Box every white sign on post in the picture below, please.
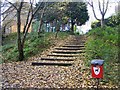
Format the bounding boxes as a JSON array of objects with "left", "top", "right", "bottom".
[{"left": 93, "top": 66, "right": 100, "bottom": 75}]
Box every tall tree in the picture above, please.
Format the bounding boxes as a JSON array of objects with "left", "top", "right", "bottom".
[
  {"left": 5, "top": 0, "right": 43, "bottom": 61},
  {"left": 34, "top": 2, "right": 49, "bottom": 37},
  {"left": 66, "top": 2, "right": 89, "bottom": 32},
  {"left": 87, "top": 0, "right": 109, "bottom": 27},
  {"left": 37, "top": 2, "right": 67, "bottom": 38}
]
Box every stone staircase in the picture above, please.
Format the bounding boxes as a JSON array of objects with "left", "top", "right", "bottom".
[{"left": 32, "top": 35, "right": 86, "bottom": 66}]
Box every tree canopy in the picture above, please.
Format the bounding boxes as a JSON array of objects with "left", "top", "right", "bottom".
[
  {"left": 35, "top": 2, "right": 89, "bottom": 32},
  {"left": 66, "top": 2, "right": 89, "bottom": 26}
]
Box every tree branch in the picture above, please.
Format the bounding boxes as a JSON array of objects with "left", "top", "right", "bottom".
[
  {"left": 30, "top": 0, "right": 34, "bottom": 14},
  {"left": 1, "top": 6, "right": 15, "bottom": 15},
  {"left": 33, "top": 0, "right": 44, "bottom": 16},
  {"left": 98, "top": 0, "right": 104, "bottom": 15},
  {"left": 1, "top": 6, "right": 16, "bottom": 23},
  {"left": 1, "top": 14, "right": 9, "bottom": 22},
  {"left": 91, "top": 1, "right": 100, "bottom": 21},
  {"left": 22, "top": 15, "right": 34, "bottom": 45},
  {"left": 38, "top": 2, "right": 47, "bottom": 33},
  {"left": 103, "top": 0, "right": 105, "bottom": 13},
  {"left": 23, "top": 2, "right": 33, "bottom": 34},
  {"left": 22, "top": 0, "right": 49, "bottom": 45},
  {"left": 103, "top": 0, "right": 109, "bottom": 15},
  {"left": 18, "top": 1, "right": 24, "bottom": 11},
  {"left": 87, "top": 1, "right": 93, "bottom": 7},
  {"left": 5, "top": 0, "right": 18, "bottom": 10}
]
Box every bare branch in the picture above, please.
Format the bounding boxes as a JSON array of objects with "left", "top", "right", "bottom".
[
  {"left": 103, "top": 0, "right": 109, "bottom": 15},
  {"left": 33, "top": 0, "right": 44, "bottom": 15},
  {"left": 1, "top": 6, "right": 15, "bottom": 15},
  {"left": 103, "top": 0, "right": 105, "bottom": 13},
  {"left": 38, "top": 2, "right": 48, "bottom": 34},
  {"left": 98, "top": 0, "right": 103, "bottom": 15},
  {"left": 22, "top": 15, "right": 34, "bottom": 45},
  {"left": 87, "top": 1, "right": 93, "bottom": 7},
  {"left": 5, "top": 0, "right": 18, "bottom": 10},
  {"left": 1, "top": 12, "right": 17, "bottom": 24},
  {"left": 18, "top": 1, "right": 24, "bottom": 11},
  {"left": 86, "top": 0, "right": 100, "bottom": 20},
  {"left": 1, "top": 2, "right": 11, "bottom": 14},
  {"left": 30, "top": 0, "right": 34, "bottom": 14},
  {"left": 1, "top": 14, "right": 9, "bottom": 22},
  {"left": 22, "top": 0, "right": 48, "bottom": 44},
  {"left": 91, "top": 1, "right": 100, "bottom": 21},
  {"left": 23, "top": 1, "right": 33, "bottom": 34}
]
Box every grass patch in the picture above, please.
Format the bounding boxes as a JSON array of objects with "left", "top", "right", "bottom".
[{"left": 2, "top": 32, "right": 70, "bottom": 62}]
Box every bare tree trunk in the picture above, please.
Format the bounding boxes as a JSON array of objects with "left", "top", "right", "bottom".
[
  {"left": 18, "top": 43, "right": 24, "bottom": 61},
  {"left": 55, "top": 20, "right": 60, "bottom": 39},
  {"left": 55, "top": 24, "right": 59, "bottom": 39},
  {"left": 3, "top": 27, "right": 6, "bottom": 37},
  {"left": 55, "top": 31, "right": 59, "bottom": 39},
  {"left": 38, "top": 19, "right": 43, "bottom": 37},
  {"left": 7, "top": 0, "right": 45, "bottom": 61},
  {"left": 22, "top": 15, "right": 34, "bottom": 45},
  {"left": 38, "top": 3, "right": 47, "bottom": 37},
  {"left": 71, "top": 19, "right": 74, "bottom": 33},
  {"left": 17, "top": 10, "right": 24, "bottom": 61},
  {"left": 23, "top": 8, "right": 31, "bottom": 34},
  {"left": 101, "top": 18, "right": 104, "bottom": 28},
  {"left": 101, "top": 15, "right": 105, "bottom": 28}
]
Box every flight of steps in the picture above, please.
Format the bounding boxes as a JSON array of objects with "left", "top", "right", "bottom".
[{"left": 32, "top": 35, "right": 86, "bottom": 66}]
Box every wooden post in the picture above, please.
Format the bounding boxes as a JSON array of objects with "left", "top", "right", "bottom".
[{"left": 96, "top": 78, "right": 99, "bottom": 90}]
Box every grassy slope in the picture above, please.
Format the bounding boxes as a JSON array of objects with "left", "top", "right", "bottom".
[
  {"left": 85, "top": 26, "right": 119, "bottom": 87},
  {"left": 1, "top": 32, "right": 70, "bottom": 63}
]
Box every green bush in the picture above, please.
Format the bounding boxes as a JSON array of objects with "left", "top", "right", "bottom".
[{"left": 85, "top": 26, "right": 119, "bottom": 86}]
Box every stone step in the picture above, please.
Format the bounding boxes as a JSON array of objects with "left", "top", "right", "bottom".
[
  {"left": 32, "top": 62, "right": 73, "bottom": 66},
  {"left": 52, "top": 50, "right": 85, "bottom": 54},
  {"left": 54, "top": 47, "right": 84, "bottom": 50},
  {"left": 65, "top": 41, "right": 86, "bottom": 43},
  {"left": 47, "top": 53, "right": 80, "bottom": 57},
  {"left": 62, "top": 45, "right": 84, "bottom": 47},
  {"left": 40, "top": 57, "right": 75, "bottom": 61},
  {"left": 65, "top": 42, "right": 85, "bottom": 45}
]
